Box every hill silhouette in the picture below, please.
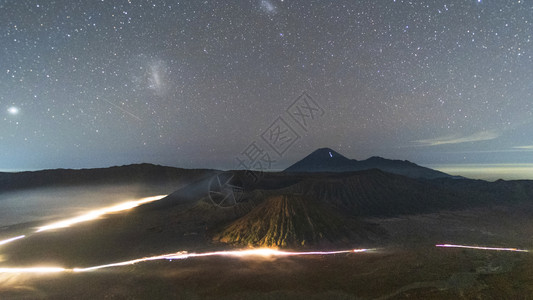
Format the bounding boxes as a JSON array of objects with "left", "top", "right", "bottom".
[
  {"left": 285, "top": 147, "right": 455, "bottom": 179},
  {"left": 0, "top": 163, "right": 214, "bottom": 193}
]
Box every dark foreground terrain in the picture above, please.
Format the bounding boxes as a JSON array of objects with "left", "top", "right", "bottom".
[
  {"left": 1, "top": 202, "right": 533, "bottom": 299},
  {"left": 2, "top": 246, "right": 532, "bottom": 300}
]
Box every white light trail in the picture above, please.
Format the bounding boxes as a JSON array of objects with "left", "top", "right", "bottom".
[
  {"left": 0, "top": 267, "right": 66, "bottom": 273},
  {"left": 73, "top": 248, "right": 371, "bottom": 272},
  {"left": 36, "top": 195, "right": 166, "bottom": 232},
  {"left": 0, "top": 248, "right": 371, "bottom": 274},
  {"left": 0, "top": 235, "right": 25, "bottom": 246},
  {"left": 101, "top": 98, "right": 143, "bottom": 122},
  {"left": 0, "top": 195, "right": 166, "bottom": 247},
  {"left": 436, "top": 244, "right": 529, "bottom": 252}
]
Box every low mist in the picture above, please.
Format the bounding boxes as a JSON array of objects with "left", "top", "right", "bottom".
[{"left": 0, "top": 184, "right": 174, "bottom": 228}]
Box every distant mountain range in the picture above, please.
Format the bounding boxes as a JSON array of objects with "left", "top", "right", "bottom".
[
  {"left": 2, "top": 148, "right": 532, "bottom": 249},
  {"left": 0, "top": 148, "right": 453, "bottom": 193},
  {"left": 284, "top": 147, "right": 457, "bottom": 179},
  {"left": 0, "top": 163, "right": 213, "bottom": 192}
]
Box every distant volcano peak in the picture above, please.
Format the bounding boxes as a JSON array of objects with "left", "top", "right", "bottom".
[
  {"left": 307, "top": 147, "right": 350, "bottom": 160},
  {"left": 284, "top": 148, "right": 353, "bottom": 173},
  {"left": 285, "top": 147, "right": 454, "bottom": 179}
]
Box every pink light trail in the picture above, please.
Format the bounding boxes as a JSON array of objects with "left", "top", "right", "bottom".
[{"left": 436, "top": 244, "right": 529, "bottom": 252}]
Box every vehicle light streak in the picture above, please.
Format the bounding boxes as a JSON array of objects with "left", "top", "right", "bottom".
[
  {"left": 36, "top": 195, "right": 166, "bottom": 232},
  {"left": 0, "top": 267, "right": 66, "bottom": 273},
  {"left": 436, "top": 244, "right": 529, "bottom": 252},
  {"left": 0, "top": 235, "right": 25, "bottom": 246},
  {"left": 0, "top": 248, "right": 371, "bottom": 274},
  {"left": 73, "top": 248, "right": 371, "bottom": 272}
]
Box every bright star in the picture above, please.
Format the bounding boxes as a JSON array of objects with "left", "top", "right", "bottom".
[{"left": 7, "top": 106, "right": 19, "bottom": 115}]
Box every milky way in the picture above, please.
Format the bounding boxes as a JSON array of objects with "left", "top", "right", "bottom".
[{"left": 1, "top": 1, "right": 532, "bottom": 174}]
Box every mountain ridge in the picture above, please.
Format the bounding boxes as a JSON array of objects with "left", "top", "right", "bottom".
[
  {"left": 284, "top": 147, "right": 455, "bottom": 179},
  {"left": 0, "top": 163, "right": 215, "bottom": 192}
]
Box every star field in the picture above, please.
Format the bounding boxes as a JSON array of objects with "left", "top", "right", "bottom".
[{"left": 1, "top": 0, "right": 532, "bottom": 172}]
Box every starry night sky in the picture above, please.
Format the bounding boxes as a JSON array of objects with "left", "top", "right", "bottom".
[{"left": 1, "top": 0, "right": 532, "bottom": 176}]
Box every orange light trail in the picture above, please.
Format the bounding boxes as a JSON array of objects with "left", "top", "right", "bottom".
[
  {"left": 0, "top": 267, "right": 66, "bottom": 273},
  {"left": 73, "top": 248, "right": 371, "bottom": 272},
  {"left": 35, "top": 195, "right": 166, "bottom": 232},
  {"left": 0, "top": 248, "right": 371, "bottom": 273},
  {"left": 436, "top": 244, "right": 529, "bottom": 252},
  {"left": 0, "top": 235, "right": 25, "bottom": 246}
]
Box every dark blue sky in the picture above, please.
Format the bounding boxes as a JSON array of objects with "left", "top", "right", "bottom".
[{"left": 1, "top": 0, "right": 532, "bottom": 175}]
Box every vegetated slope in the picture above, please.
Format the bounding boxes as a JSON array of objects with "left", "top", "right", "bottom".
[
  {"left": 214, "top": 194, "right": 382, "bottom": 247},
  {"left": 285, "top": 147, "right": 455, "bottom": 179}
]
